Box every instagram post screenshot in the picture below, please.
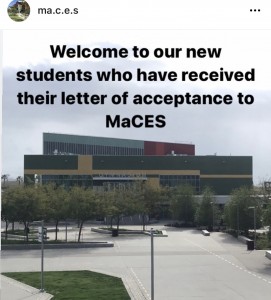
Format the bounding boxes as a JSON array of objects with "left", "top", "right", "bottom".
[{"left": 1, "top": 1, "right": 271, "bottom": 299}]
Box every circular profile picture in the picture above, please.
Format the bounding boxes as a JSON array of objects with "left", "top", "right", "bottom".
[{"left": 8, "top": 0, "right": 30, "bottom": 22}]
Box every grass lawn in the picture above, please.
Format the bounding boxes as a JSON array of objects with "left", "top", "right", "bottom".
[
  {"left": 4, "top": 270, "right": 131, "bottom": 300},
  {"left": 8, "top": 14, "right": 25, "bottom": 22}
]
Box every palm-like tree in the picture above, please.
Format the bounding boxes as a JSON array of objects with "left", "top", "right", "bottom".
[
  {"left": 1, "top": 174, "right": 9, "bottom": 186},
  {"left": 17, "top": 176, "right": 24, "bottom": 185}
]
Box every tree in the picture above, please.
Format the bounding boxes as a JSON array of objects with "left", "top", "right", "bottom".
[
  {"left": 224, "top": 186, "right": 261, "bottom": 235},
  {"left": 139, "top": 183, "right": 162, "bottom": 230},
  {"left": 20, "top": 186, "right": 43, "bottom": 241},
  {"left": 40, "top": 184, "right": 70, "bottom": 241},
  {"left": 1, "top": 174, "right": 9, "bottom": 187},
  {"left": 103, "top": 189, "right": 118, "bottom": 228},
  {"left": 263, "top": 203, "right": 271, "bottom": 242},
  {"left": 16, "top": 176, "right": 24, "bottom": 185},
  {"left": 2, "top": 186, "right": 42, "bottom": 241},
  {"left": 69, "top": 186, "right": 99, "bottom": 242},
  {"left": 104, "top": 184, "right": 139, "bottom": 231},
  {"left": 170, "top": 184, "right": 197, "bottom": 225},
  {"left": 195, "top": 187, "right": 218, "bottom": 230},
  {"left": 1, "top": 188, "right": 19, "bottom": 239}
]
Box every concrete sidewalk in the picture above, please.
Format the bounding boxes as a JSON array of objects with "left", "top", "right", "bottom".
[
  {"left": 1, "top": 275, "right": 53, "bottom": 300},
  {"left": 2, "top": 226, "right": 271, "bottom": 299}
]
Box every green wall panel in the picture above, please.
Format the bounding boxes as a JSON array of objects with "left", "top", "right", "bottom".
[
  {"left": 93, "top": 156, "right": 252, "bottom": 175},
  {"left": 24, "top": 155, "right": 78, "bottom": 170},
  {"left": 201, "top": 178, "right": 253, "bottom": 195}
]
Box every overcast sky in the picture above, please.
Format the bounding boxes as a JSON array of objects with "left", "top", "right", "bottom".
[{"left": 2, "top": 30, "right": 271, "bottom": 184}]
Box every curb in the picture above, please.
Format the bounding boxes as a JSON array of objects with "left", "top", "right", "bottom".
[
  {"left": 91, "top": 227, "right": 168, "bottom": 237},
  {"left": 1, "top": 241, "right": 114, "bottom": 250}
]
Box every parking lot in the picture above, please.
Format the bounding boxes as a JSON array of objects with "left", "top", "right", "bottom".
[{"left": 2, "top": 225, "right": 271, "bottom": 299}]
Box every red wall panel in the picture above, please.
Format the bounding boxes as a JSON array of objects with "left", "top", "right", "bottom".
[{"left": 144, "top": 141, "right": 195, "bottom": 155}]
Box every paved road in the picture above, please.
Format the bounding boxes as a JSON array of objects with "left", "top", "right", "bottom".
[{"left": 2, "top": 226, "right": 271, "bottom": 299}]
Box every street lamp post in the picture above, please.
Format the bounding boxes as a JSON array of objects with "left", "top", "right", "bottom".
[
  {"left": 264, "top": 181, "right": 271, "bottom": 195},
  {"left": 33, "top": 220, "right": 46, "bottom": 292},
  {"left": 233, "top": 204, "right": 239, "bottom": 237},
  {"left": 38, "top": 220, "right": 45, "bottom": 292},
  {"left": 41, "top": 221, "right": 45, "bottom": 292},
  {"left": 248, "top": 206, "right": 256, "bottom": 249},
  {"left": 150, "top": 228, "right": 154, "bottom": 300},
  {"left": 264, "top": 181, "right": 271, "bottom": 203},
  {"left": 210, "top": 202, "right": 214, "bottom": 231},
  {"left": 237, "top": 205, "right": 239, "bottom": 238},
  {"left": 65, "top": 221, "right": 68, "bottom": 243}
]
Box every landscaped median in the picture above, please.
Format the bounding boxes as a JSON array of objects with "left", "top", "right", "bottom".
[
  {"left": 143, "top": 229, "right": 168, "bottom": 237},
  {"left": 91, "top": 227, "right": 168, "bottom": 237},
  {"left": 1, "top": 240, "right": 114, "bottom": 250},
  {"left": 265, "top": 250, "right": 271, "bottom": 260},
  {"left": 3, "top": 270, "right": 130, "bottom": 300}
]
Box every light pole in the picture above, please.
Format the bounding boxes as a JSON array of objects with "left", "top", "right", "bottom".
[
  {"left": 264, "top": 181, "right": 271, "bottom": 195},
  {"left": 210, "top": 202, "right": 214, "bottom": 231},
  {"left": 150, "top": 228, "right": 154, "bottom": 300},
  {"left": 264, "top": 181, "right": 271, "bottom": 203},
  {"left": 33, "top": 220, "right": 46, "bottom": 292},
  {"left": 233, "top": 204, "right": 239, "bottom": 237},
  {"left": 65, "top": 221, "right": 68, "bottom": 243},
  {"left": 248, "top": 206, "right": 256, "bottom": 249},
  {"left": 41, "top": 220, "right": 45, "bottom": 292},
  {"left": 236, "top": 205, "right": 239, "bottom": 237}
]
